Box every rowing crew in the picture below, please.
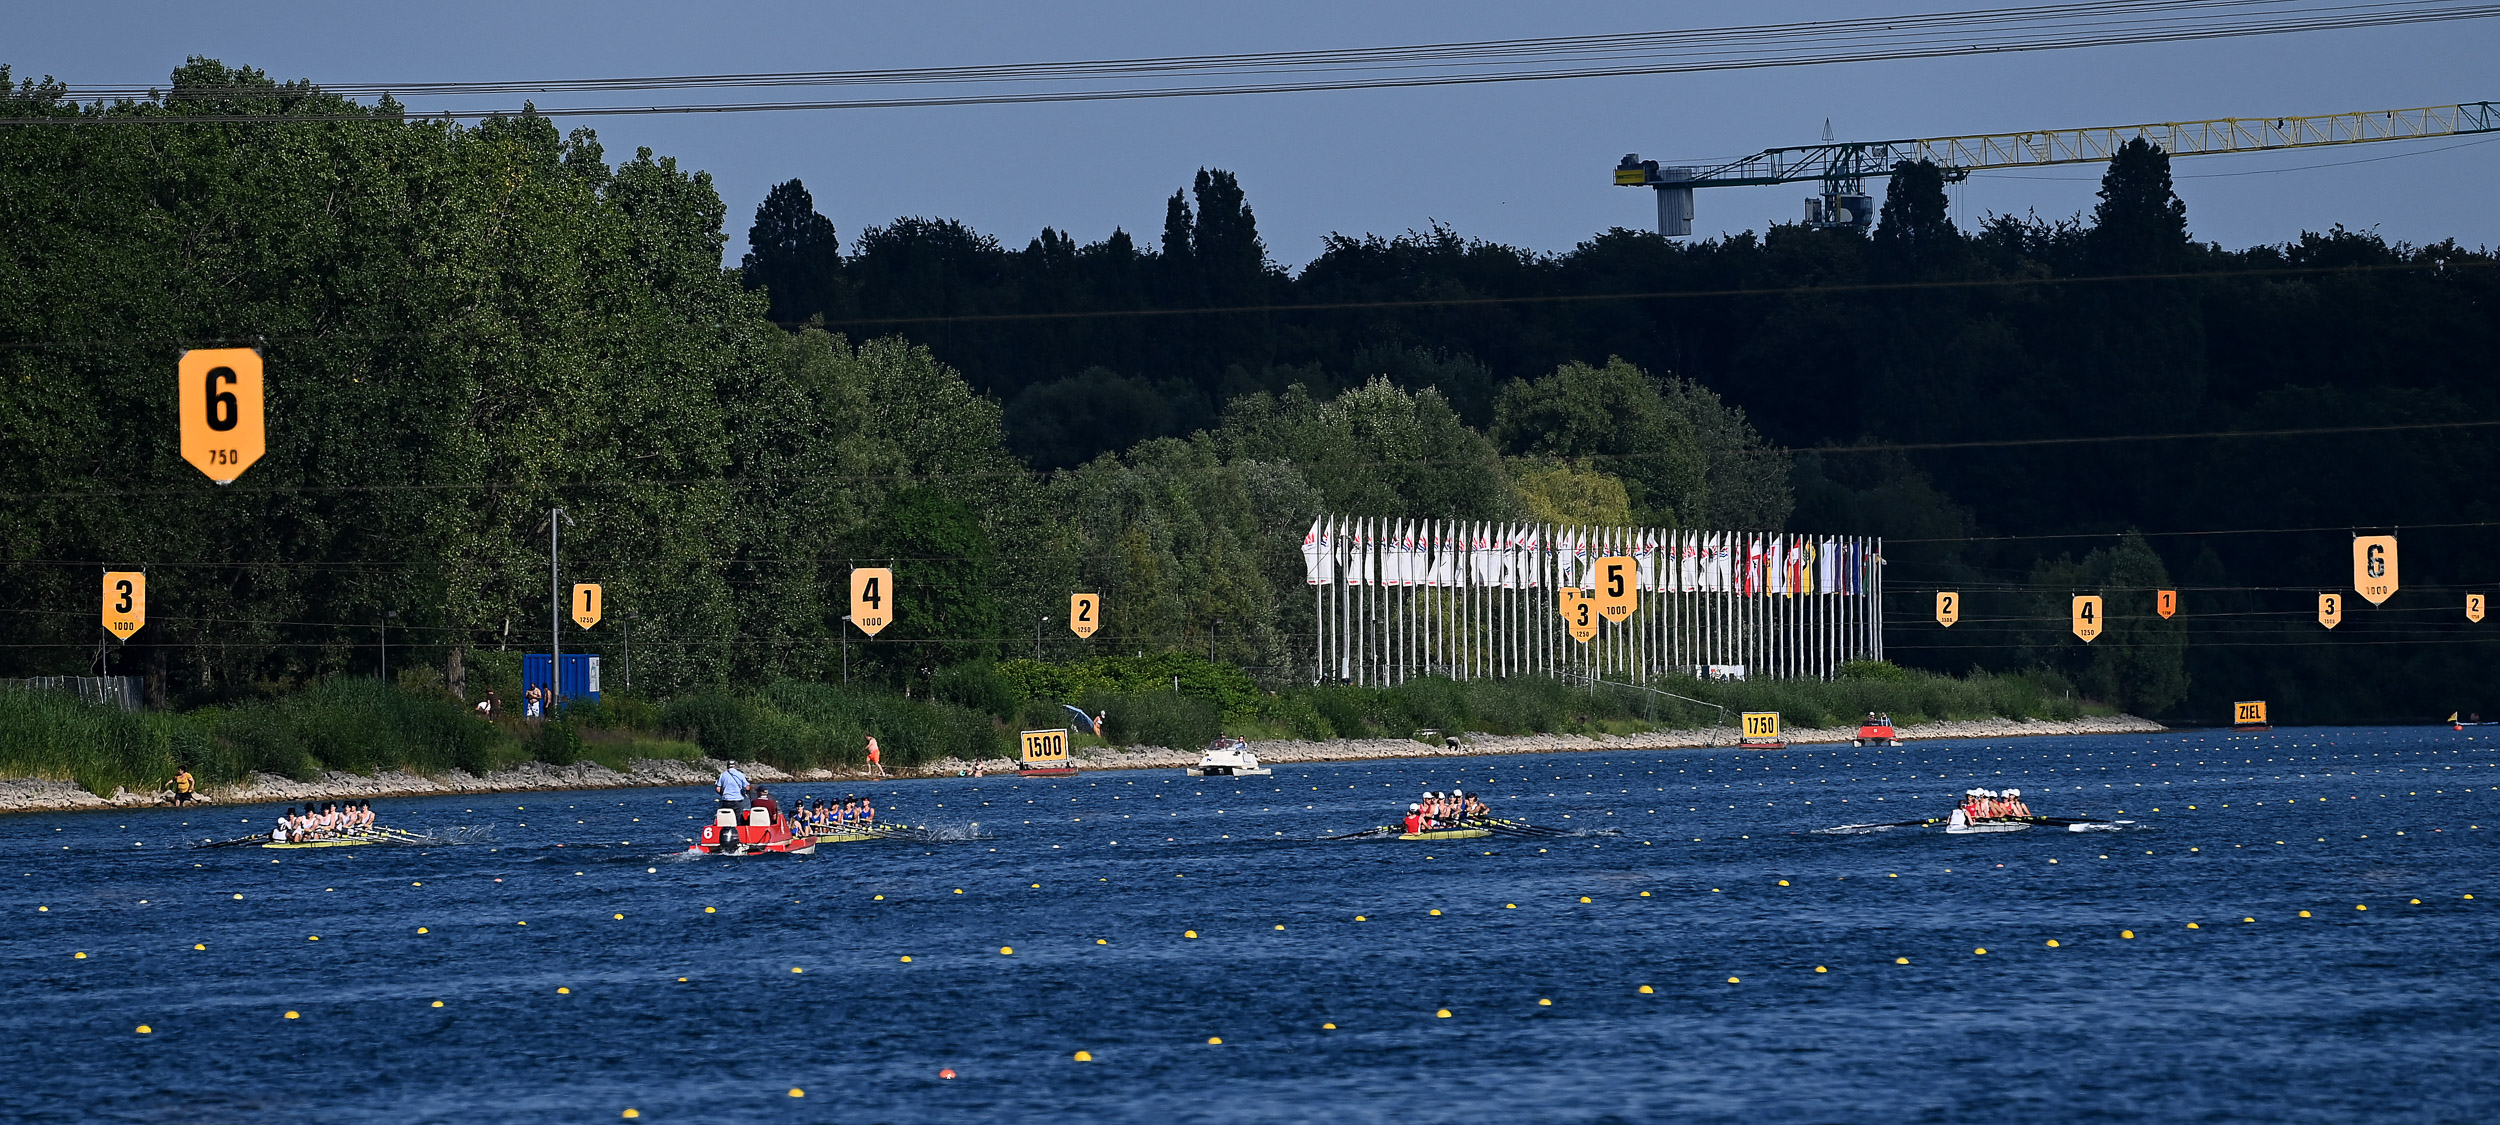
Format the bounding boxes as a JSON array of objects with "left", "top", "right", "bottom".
[
  {"left": 1402, "top": 789, "right": 1489, "bottom": 834},
  {"left": 1959, "top": 788, "right": 2033, "bottom": 820},
  {"left": 271, "top": 801, "right": 377, "bottom": 843},
  {"left": 790, "top": 796, "right": 878, "bottom": 834}
]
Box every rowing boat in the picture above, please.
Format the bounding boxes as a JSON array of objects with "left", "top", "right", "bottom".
[
  {"left": 1397, "top": 827, "right": 1491, "bottom": 841},
  {"left": 806, "top": 827, "right": 899, "bottom": 845}
]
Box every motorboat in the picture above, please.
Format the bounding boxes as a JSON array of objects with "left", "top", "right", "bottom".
[
  {"left": 688, "top": 799, "right": 817, "bottom": 855},
  {"left": 1853, "top": 716, "right": 1901, "bottom": 747},
  {"left": 1189, "top": 736, "right": 1272, "bottom": 777}
]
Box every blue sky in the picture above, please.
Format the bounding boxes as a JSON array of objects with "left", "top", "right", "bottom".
[{"left": 11, "top": 1, "right": 2495, "bottom": 265}]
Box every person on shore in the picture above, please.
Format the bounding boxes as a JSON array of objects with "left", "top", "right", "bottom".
[
  {"left": 716, "top": 762, "right": 752, "bottom": 820},
  {"left": 475, "top": 696, "right": 493, "bottom": 720},
  {"left": 866, "top": 735, "right": 885, "bottom": 777}
]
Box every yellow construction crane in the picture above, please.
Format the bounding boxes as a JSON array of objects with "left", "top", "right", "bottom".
[{"left": 1616, "top": 101, "right": 2497, "bottom": 235}]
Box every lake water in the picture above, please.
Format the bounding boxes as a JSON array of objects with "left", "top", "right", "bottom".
[{"left": 5, "top": 725, "right": 2495, "bottom": 1123}]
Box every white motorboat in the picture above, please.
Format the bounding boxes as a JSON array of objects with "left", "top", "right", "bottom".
[{"left": 1188, "top": 737, "right": 1272, "bottom": 777}]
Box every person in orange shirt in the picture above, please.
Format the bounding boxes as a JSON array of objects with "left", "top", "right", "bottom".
[{"left": 866, "top": 735, "right": 885, "bottom": 776}]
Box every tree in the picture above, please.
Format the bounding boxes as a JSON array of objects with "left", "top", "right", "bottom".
[
  {"left": 2089, "top": 138, "right": 2190, "bottom": 271},
  {"left": 1491, "top": 358, "right": 1704, "bottom": 526},
  {"left": 1874, "top": 159, "right": 1958, "bottom": 269},
  {"left": 740, "top": 179, "right": 844, "bottom": 324}
]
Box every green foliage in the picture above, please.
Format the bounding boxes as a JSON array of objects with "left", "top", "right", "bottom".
[
  {"left": 1494, "top": 358, "right": 1704, "bottom": 526},
  {"left": 1093, "top": 691, "right": 1222, "bottom": 749},
  {"left": 659, "top": 681, "right": 1006, "bottom": 771},
  {"left": 1839, "top": 660, "right": 1912, "bottom": 682},
  {"left": 0, "top": 679, "right": 510, "bottom": 795},
  {"left": 996, "top": 653, "right": 1262, "bottom": 718}
]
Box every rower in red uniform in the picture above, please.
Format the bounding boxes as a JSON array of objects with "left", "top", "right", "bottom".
[{"left": 1404, "top": 804, "right": 1425, "bottom": 835}]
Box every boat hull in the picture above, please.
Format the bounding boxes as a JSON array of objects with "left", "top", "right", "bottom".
[
  {"left": 1188, "top": 766, "right": 1272, "bottom": 777},
  {"left": 1398, "top": 828, "right": 1491, "bottom": 841},
  {"left": 1018, "top": 766, "right": 1079, "bottom": 777}
]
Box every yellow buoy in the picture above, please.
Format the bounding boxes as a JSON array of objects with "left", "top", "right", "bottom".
[
  {"left": 193, "top": 944, "right": 205, "bottom": 951},
  {"left": 2187, "top": 922, "right": 2200, "bottom": 929},
  {"left": 873, "top": 895, "right": 884, "bottom": 900},
  {"left": 704, "top": 907, "right": 716, "bottom": 914},
  {"left": 1184, "top": 930, "right": 1198, "bottom": 939},
  {"left": 284, "top": 1011, "right": 300, "bottom": 1020},
  {"left": 1727, "top": 976, "right": 1741, "bottom": 983},
  {"left": 1638, "top": 984, "right": 1655, "bottom": 994},
  {"left": 900, "top": 956, "right": 913, "bottom": 962},
  {"left": 1974, "top": 948, "right": 1987, "bottom": 955},
  {"left": 1777, "top": 880, "right": 1789, "bottom": 887},
  {"left": 1429, "top": 909, "right": 1442, "bottom": 916},
  {"left": 1504, "top": 904, "right": 1516, "bottom": 910},
  {"left": 792, "top": 966, "right": 805, "bottom": 973},
  {"left": 1322, "top": 1023, "right": 1336, "bottom": 1030},
  {"left": 2046, "top": 939, "right": 2061, "bottom": 948},
  {"left": 788, "top": 1088, "right": 804, "bottom": 1098},
  {"left": 73, "top": 952, "right": 86, "bottom": 960},
  {"left": 431, "top": 1001, "right": 444, "bottom": 1008},
  {"left": 1207, "top": 1037, "right": 1223, "bottom": 1045},
  {"left": 623, "top": 1111, "right": 640, "bottom": 1120},
  {"left": 2120, "top": 931, "right": 2135, "bottom": 939},
  {"left": 2355, "top": 904, "right": 2368, "bottom": 911},
  {"left": 1579, "top": 896, "right": 1592, "bottom": 903},
  {"left": 2299, "top": 910, "right": 2312, "bottom": 918},
  {"left": 614, "top": 914, "right": 624, "bottom": 920},
  {"left": 1355, "top": 915, "right": 1367, "bottom": 921},
  {"left": 2243, "top": 917, "right": 2255, "bottom": 923},
  {"left": 1073, "top": 1050, "right": 1093, "bottom": 1062},
  {"left": 307, "top": 936, "right": 319, "bottom": 942},
  {"left": 1640, "top": 891, "right": 1651, "bottom": 897},
  {"left": 1096, "top": 939, "right": 1108, "bottom": 945},
  {"left": 1895, "top": 957, "right": 1910, "bottom": 965},
  {"left": 1538, "top": 998, "right": 1553, "bottom": 1006},
  {"left": 1436, "top": 1008, "right": 1452, "bottom": 1018},
  {"left": 557, "top": 987, "right": 571, "bottom": 994},
  {"left": 417, "top": 927, "right": 428, "bottom": 934},
  {"left": 135, "top": 1025, "right": 151, "bottom": 1034},
  {"left": 953, "top": 889, "right": 963, "bottom": 895},
  {"left": 1815, "top": 966, "right": 1828, "bottom": 973},
  {"left": 999, "top": 947, "right": 1014, "bottom": 955}
]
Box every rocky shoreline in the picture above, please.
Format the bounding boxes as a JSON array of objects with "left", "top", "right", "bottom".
[{"left": 0, "top": 713, "right": 2164, "bottom": 814}]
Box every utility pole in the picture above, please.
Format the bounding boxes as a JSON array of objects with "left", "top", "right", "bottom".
[
  {"left": 619, "top": 610, "right": 634, "bottom": 693},
  {"left": 1036, "top": 614, "right": 1047, "bottom": 661}
]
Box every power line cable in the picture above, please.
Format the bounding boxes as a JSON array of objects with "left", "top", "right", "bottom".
[{"left": 13, "top": 0, "right": 2495, "bottom": 124}]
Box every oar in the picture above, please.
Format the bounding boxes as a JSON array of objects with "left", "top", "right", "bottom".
[
  {"left": 1819, "top": 818, "right": 1944, "bottom": 831},
  {"left": 1327, "top": 825, "right": 1398, "bottom": 840}
]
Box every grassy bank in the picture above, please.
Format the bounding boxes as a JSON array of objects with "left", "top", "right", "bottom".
[{"left": 2, "top": 659, "right": 2084, "bottom": 797}]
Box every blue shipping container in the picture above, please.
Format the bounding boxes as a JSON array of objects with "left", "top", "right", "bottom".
[{"left": 521, "top": 653, "right": 602, "bottom": 706}]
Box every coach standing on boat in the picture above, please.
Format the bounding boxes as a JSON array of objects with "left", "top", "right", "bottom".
[{"left": 716, "top": 762, "right": 753, "bottom": 818}]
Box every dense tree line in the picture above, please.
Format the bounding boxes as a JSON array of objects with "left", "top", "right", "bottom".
[{"left": 5, "top": 59, "right": 2496, "bottom": 722}]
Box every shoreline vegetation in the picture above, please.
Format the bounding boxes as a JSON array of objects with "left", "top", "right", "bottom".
[
  {"left": 0, "top": 714, "right": 2166, "bottom": 815},
  {"left": 1, "top": 657, "right": 2142, "bottom": 813}
]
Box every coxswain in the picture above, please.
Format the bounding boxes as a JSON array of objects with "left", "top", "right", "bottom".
[
  {"left": 273, "top": 809, "right": 296, "bottom": 844},
  {"left": 1404, "top": 803, "right": 1425, "bottom": 835}
]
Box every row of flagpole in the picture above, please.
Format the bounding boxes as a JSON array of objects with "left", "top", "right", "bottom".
[{"left": 1301, "top": 517, "right": 1884, "bottom": 685}]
